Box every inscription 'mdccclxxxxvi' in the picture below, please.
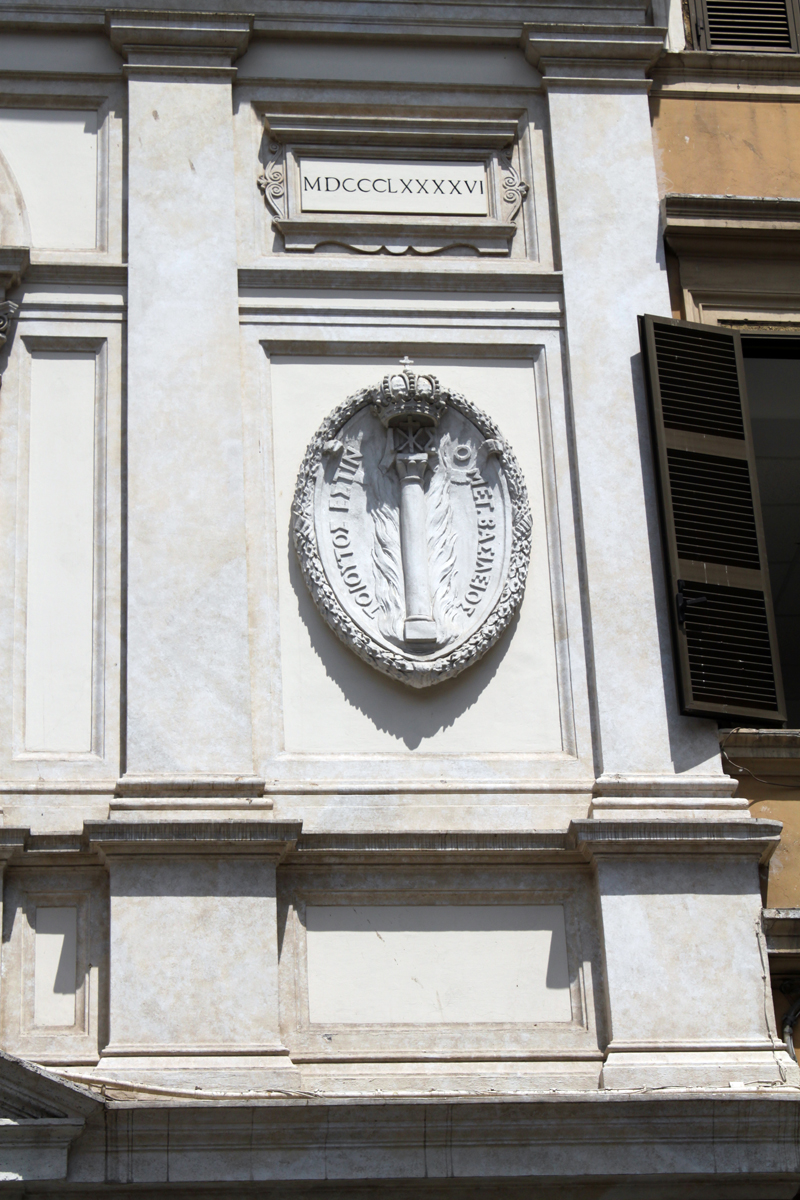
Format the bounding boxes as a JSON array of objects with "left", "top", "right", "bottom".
[{"left": 299, "top": 158, "right": 489, "bottom": 217}]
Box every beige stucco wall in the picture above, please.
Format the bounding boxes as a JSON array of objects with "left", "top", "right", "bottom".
[
  {"left": 650, "top": 97, "right": 800, "bottom": 198},
  {"left": 748, "top": 790, "right": 800, "bottom": 908}
]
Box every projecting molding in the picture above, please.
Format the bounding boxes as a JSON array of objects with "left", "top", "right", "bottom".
[
  {"left": 568, "top": 818, "right": 783, "bottom": 862},
  {"left": 293, "top": 366, "right": 531, "bottom": 687},
  {"left": 521, "top": 22, "right": 667, "bottom": 88},
  {"left": 0, "top": 1050, "right": 101, "bottom": 1182},
  {"left": 106, "top": 9, "right": 252, "bottom": 75},
  {"left": 84, "top": 819, "right": 303, "bottom": 857},
  {"left": 258, "top": 113, "right": 530, "bottom": 256},
  {"left": 663, "top": 193, "right": 800, "bottom": 257}
]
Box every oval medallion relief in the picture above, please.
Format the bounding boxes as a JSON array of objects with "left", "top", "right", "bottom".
[{"left": 293, "top": 366, "right": 532, "bottom": 687}]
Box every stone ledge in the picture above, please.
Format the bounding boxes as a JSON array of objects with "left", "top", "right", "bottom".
[
  {"left": 115, "top": 774, "right": 267, "bottom": 797},
  {"left": 0, "top": 246, "right": 29, "bottom": 295},
  {"left": 594, "top": 771, "right": 737, "bottom": 798},
  {"left": 720, "top": 729, "right": 800, "bottom": 761},
  {"left": 106, "top": 10, "right": 252, "bottom": 59},
  {"left": 83, "top": 819, "right": 303, "bottom": 856},
  {"left": 764, "top": 908, "right": 800, "bottom": 955},
  {"left": 568, "top": 817, "right": 782, "bottom": 861},
  {"left": 42, "top": 1093, "right": 800, "bottom": 1192},
  {"left": 522, "top": 22, "right": 666, "bottom": 89},
  {"left": 238, "top": 262, "right": 564, "bottom": 294},
  {"left": 664, "top": 194, "right": 800, "bottom": 259}
]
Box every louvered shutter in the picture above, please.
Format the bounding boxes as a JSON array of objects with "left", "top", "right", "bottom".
[
  {"left": 640, "top": 315, "right": 786, "bottom": 724},
  {"left": 693, "top": 0, "right": 796, "bottom": 50}
]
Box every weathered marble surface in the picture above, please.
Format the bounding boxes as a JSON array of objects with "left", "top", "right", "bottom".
[{"left": 0, "top": 11, "right": 793, "bottom": 1198}]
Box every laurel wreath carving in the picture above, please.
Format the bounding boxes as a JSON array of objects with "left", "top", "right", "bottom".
[{"left": 292, "top": 381, "right": 532, "bottom": 688}]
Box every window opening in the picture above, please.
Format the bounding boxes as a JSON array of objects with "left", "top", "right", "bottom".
[{"left": 743, "top": 336, "right": 800, "bottom": 727}]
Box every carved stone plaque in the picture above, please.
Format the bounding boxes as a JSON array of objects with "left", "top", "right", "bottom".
[
  {"left": 298, "top": 158, "right": 488, "bottom": 216},
  {"left": 293, "top": 366, "right": 531, "bottom": 687}
]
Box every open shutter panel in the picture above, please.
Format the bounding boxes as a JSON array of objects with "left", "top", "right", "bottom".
[{"left": 640, "top": 314, "right": 786, "bottom": 724}]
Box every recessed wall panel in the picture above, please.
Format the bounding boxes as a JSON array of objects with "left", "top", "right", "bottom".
[
  {"left": 24, "top": 353, "right": 96, "bottom": 753},
  {"left": 0, "top": 109, "right": 97, "bottom": 249},
  {"left": 271, "top": 356, "right": 562, "bottom": 755},
  {"left": 305, "top": 903, "right": 572, "bottom": 1024},
  {"left": 34, "top": 906, "right": 77, "bottom": 1027}
]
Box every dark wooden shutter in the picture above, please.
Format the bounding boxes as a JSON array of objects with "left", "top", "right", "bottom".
[
  {"left": 692, "top": 0, "right": 796, "bottom": 50},
  {"left": 640, "top": 315, "right": 786, "bottom": 724}
]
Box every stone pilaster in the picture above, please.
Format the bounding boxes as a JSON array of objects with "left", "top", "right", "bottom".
[
  {"left": 524, "top": 25, "right": 738, "bottom": 815},
  {"left": 86, "top": 820, "right": 302, "bottom": 1091},
  {"left": 570, "top": 819, "right": 799, "bottom": 1088},
  {"left": 107, "top": 13, "right": 255, "bottom": 794}
]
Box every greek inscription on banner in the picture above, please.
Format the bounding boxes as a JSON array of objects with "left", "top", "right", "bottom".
[{"left": 298, "top": 158, "right": 488, "bottom": 217}]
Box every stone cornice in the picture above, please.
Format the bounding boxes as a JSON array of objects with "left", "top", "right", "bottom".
[
  {"left": 521, "top": 22, "right": 666, "bottom": 90},
  {"left": 0, "top": 828, "right": 28, "bottom": 863},
  {"left": 0, "top": 1052, "right": 102, "bottom": 1183},
  {"left": 651, "top": 49, "right": 800, "bottom": 98},
  {"left": 763, "top": 908, "right": 800, "bottom": 956},
  {"left": 663, "top": 193, "right": 800, "bottom": 259},
  {"left": 720, "top": 728, "right": 800, "bottom": 760},
  {"left": 106, "top": 10, "right": 253, "bottom": 77},
  {"left": 0, "top": 247, "right": 30, "bottom": 297},
  {"left": 5, "top": 822, "right": 785, "bottom": 864},
  {"left": 568, "top": 818, "right": 782, "bottom": 862},
  {"left": 115, "top": 773, "right": 266, "bottom": 797},
  {"left": 40, "top": 1092, "right": 800, "bottom": 1189},
  {"left": 290, "top": 831, "right": 577, "bottom": 865},
  {"left": 0, "top": 1051, "right": 101, "bottom": 1121},
  {"left": 84, "top": 819, "right": 303, "bottom": 858},
  {"left": 238, "top": 262, "right": 564, "bottom": 295},
  {"left": 593, "top": 771, "right": 736, "bottom": 798},
  {"left": 0, "top": 1, "right": 652, "bottom": 46}
]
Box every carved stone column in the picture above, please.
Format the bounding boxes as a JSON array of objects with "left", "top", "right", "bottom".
[
  {"left": 395, "top": 448, "right": 437, "bottom": 643},
  {"left": 107, "top": 14, "right": 256, "bottom": 799}
]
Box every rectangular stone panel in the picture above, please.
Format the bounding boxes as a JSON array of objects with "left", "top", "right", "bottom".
[
  {"left": 24, "top": 353, "right": 96, "bottom": 753},
  {"left": 298, "top": 158, "right": 488, "bottom": 215},
  {"left": 270, "top": 355, "right": 562, "bottom": 756},
  {"left": 34, "top": 906, "right": 77, "bottom": 1027},
  {"left": 0, "top": 109, "right": 97, "bottom": 249},
  {"left": 305, "top": 903, "right": 572, "bottom": 1024}
]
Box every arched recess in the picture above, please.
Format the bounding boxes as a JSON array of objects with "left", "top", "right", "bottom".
[{"left": 0, "top": 144, "right": 30, "bottom": 249}]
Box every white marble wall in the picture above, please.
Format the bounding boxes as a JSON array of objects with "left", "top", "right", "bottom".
[{"left": 0, "top": 12, "right": 785, "bottom": 1122}]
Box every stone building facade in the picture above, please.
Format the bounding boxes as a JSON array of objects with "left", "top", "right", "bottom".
[{"left": 1, "top": 0, "right": 800, "bottom": 1195}]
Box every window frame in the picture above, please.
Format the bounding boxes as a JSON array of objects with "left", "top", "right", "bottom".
[{"left": 687, "top": 0, "right": 800, "bottom": 52}]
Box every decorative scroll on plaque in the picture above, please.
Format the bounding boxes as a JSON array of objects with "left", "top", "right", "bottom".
[{"left": 293, "top": 364, "right": 531, "bottom": 687}]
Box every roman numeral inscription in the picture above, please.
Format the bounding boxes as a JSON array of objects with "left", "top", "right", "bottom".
[{"left": 299, "top": 158, "right": 488, "bottom": 217}]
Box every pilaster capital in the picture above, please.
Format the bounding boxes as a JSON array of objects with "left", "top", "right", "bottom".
[
  {"left": 568, "top": 817, "right": 782, "bottom": 864},
  {"left": 0, "top": 827, "right": 28, "bottom": 870},
  {"left": 84, "top": 819, "right": 302, "bottom": 861},
  {"left": 521, "top": 23, "right": 666, "bottom": 90},
  {"left": 105, "top": 10, "right": 253, "bottom": 78},
  {"left": 0, "top": 247, "right": 29, "bottom": 300}
]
